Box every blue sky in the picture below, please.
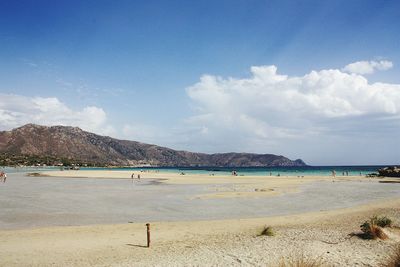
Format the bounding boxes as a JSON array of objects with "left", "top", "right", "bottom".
[{"left": 1, "top": 0, "right": 400, "bottom": 165}]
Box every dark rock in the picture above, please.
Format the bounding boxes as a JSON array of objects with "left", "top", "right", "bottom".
[{"left": 378, "top": 166, "right": 400, "bottom": 177}]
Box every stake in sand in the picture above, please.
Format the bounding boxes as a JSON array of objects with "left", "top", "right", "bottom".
[{"left": 146, "top": 223, "right": 151, "bottom": 248}]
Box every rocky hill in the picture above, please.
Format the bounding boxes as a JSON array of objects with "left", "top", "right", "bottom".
[{"left": 0, "top": 124, "right": 306, "bottom": 167}]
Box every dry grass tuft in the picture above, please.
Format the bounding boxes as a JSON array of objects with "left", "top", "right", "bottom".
[
  {"left": 260, "top": 226, "right": 275, "bottom": 236},
  {"left": 278, "top": 254, "right": 324, "bottom": 267},
  {"left": 371, "top": 225, "right": 389, "bottom": 240},
  {"left": 380, "top": 245, "right": 400, "bottom": 267}
]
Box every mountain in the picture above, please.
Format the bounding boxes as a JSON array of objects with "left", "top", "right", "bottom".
[{"left": 0, "top": 124, "right": 307, "bottom": 167}]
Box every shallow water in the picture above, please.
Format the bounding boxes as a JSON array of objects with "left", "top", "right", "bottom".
[
  {"left": 0, "top": 173, "right": 399, "bottom": 229},
  {"left": 1, "top": 165, "right": 385, "bottom": 176}
]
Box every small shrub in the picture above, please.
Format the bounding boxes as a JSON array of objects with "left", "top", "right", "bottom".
[
  {"left": 380, "top": 244, "right": 400, "bottom": 267},
  {"left": 278, "top": 254, "right": 324, "bottom": 267},
  {"left": 366, "top": 215, "right": 393, "bottom": 228},
  {"left": 375, "top": 216, "right": 393, "bottom": 228},
  {"left": 360, "top": 217, "right": 389, "bottom": 240},
  {"left": 260, "top": 226, "right": 275, "bottom": 236}
]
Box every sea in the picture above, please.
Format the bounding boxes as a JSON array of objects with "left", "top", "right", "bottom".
[{"left": 1, "top": 165, "right": 387, "bottom": 176}]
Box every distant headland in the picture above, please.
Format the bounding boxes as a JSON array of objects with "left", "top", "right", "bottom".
[{"left": 0, "top": 124, "right": 306, "bottom": 167}]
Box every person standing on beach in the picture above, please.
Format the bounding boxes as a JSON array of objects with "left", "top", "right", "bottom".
[
  {"left": 137, "top": 174, "right": 141, "bottom": 181},
  {"left": 332, "top": 170, "right": 336, "bottom": 177}
]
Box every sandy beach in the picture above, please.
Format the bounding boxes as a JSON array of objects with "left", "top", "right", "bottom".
[
  {"left": 1, "top": 170, "right": 400, "bottom": 266},
  {"left": 1, "top": 199, "right": 400, "bottom": 266}
]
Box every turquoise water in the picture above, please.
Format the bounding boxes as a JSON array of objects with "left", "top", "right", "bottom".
[
  {"left": 1, "top": 166, "right": 60, "bottom": 174},
  {"left": 1, "top": 165, "right": 385, "bottom": 176},
  {"left": 64, "top": 165, "right": 384, "bottom": 176}
]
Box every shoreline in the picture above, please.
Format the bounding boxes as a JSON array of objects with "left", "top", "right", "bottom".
[
  {"left": 39, "top": 170, "right": 384, "bottom": 181},
  {"left": 3, "top": 164, "right": 387, "bottom": 177}
]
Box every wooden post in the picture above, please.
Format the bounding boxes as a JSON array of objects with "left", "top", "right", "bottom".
[{"left": 146, "top": 223, "right": 151, "bottom": 248}]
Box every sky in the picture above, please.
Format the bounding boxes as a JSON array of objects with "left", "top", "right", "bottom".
[{"left": 0, "top": 0, "right": 400, "bottom": 165}]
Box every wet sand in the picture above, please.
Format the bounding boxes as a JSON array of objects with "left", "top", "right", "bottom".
[{"left": 1, "top": 171, "right": 400, "bottom": 229}]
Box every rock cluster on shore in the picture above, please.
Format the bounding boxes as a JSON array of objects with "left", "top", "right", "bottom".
[{"left": 379, "top": 166, "right": 400, "bottom": 177}]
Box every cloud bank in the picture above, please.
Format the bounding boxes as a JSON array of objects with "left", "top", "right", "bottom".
[
  {"left": 0, "top": 94, "right": 115, "bottom": 135},
  {"left": 1, "top": 59, "right": 398, "bottom": 164},
  {"left": 185, "top": 60, "right": 400, "bottom": 162}
]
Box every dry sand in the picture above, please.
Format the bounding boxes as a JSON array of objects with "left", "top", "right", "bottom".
[{"left": 0, "top": 198, "right": 399, "bottom": 266}]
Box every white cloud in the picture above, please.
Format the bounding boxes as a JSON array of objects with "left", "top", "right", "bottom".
[
  {"left": 185, "top": 61, "right": 400, "bottom": 156},
  {"left": 342, "top": 60, "right": 393, "bottom": 74},
  {"left": 0, "top": 93, "right": 115, "bottom": 135}
]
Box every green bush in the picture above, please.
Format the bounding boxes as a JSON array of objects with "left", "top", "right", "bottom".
[{"left": 375, "top": 216, "right": 393, "bottom": 228}]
